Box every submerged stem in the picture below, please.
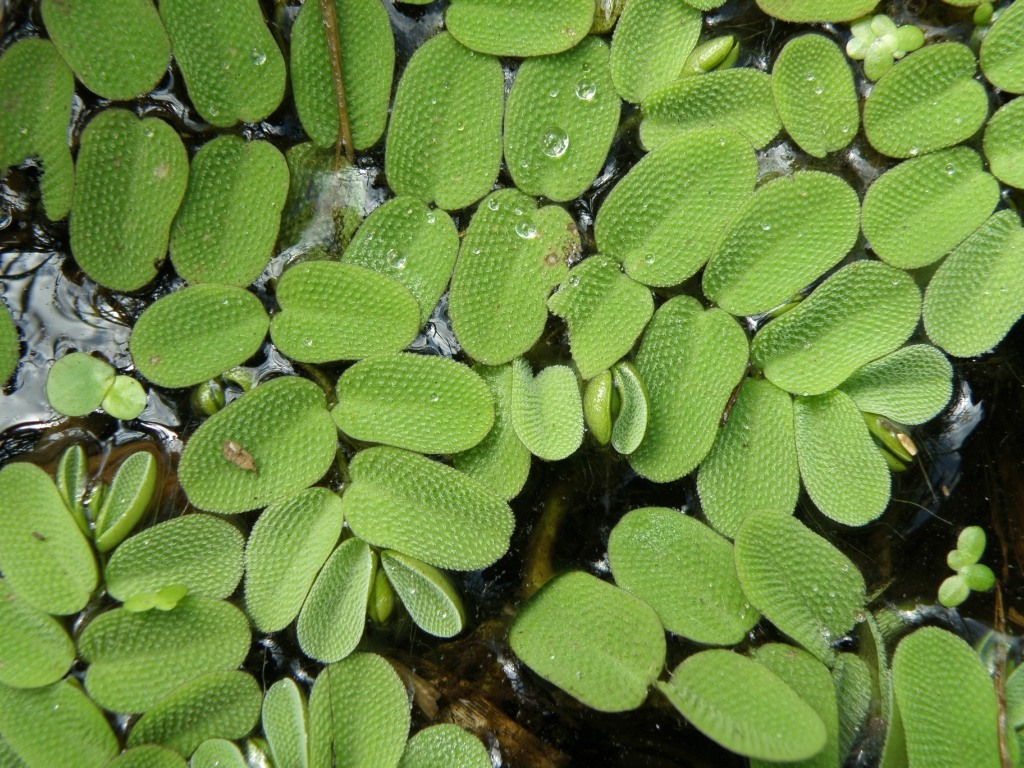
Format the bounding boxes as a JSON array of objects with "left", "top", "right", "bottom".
[{"left": 318, "top": 0, "right": 354, "bottom": 165}]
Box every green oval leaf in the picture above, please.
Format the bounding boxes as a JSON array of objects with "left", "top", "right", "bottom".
[
  {"left": 341, "top": 447, "right": 514, "bottom": 571},
  {"left": 398, "top": 724, "right": 490, "bottom": 768},
  {"left": 445, "top": 0, "right": 594, "bottom": 57},
  {"left": 630, "top": 297, "right": 749, "bottom": 483},
  {"left": 510, "top": 359, "right": 584, "bottom": 462},
  {"left": 109, "top": 746, "right": 187, "bottom": 768},
  {"left": 127, "top": 671, "right": 261, "bottom": 756},
  {"left": 94, "top": 450, "right": 158, "bottom": 553},
  {"left": 755, "top": 0, "right": 878, "bottom": 22},
  {"left": 751, "top": 261, "right": 921, "bottom": 396},
  {"left": 697, "top": 378, "right": 798, "bottom": 538},
  {"left": 861, "top": 147, "right": 999, "bottom": 269},
  {"left": 640, "top": 69, "right": 781, "bottom": 151},
  {"left": 178, "top": 376, "right": 337, "bottom": 513},
  {"left": 734, "top": 511, "right": 866, "bottom": 663},
  {"left": 189, "top": 740, "right": 246, "bottom": 768},
  {"left": 449, "top": 189, "right": 579, "bottom": 364},
  {"left": 102, "top": 375, "right": 148, "bottom": 421},
  {"left": 505, "top": 37, "right": 620, "bottom": 202},
  {"left": 381, "top": 550, "right": 465, "bottom": 638},
  {"left": 452, "top": 364, "right": 532, "bottom": 501},
  {"left": 79, "top": 597, "right": 251, "bottom": 714},
  {"left": 0, "top": 680, "right": 118, "bottom": 768},
  {"left": 548, "top": 255, "right": 654, "bottom": 380},
  {"left": 46, "top": 352, "right": 115, "bottom": 418},
  {"left": 41, "top": 0, "right": 169, "bottom": 100},
  {"left": 269, "top": 262, "right": 420, "bottom": 363},
  {"left": 595, "top": 129, "right": 758, "bottom": 287},
  {"left": 385, "top": 33, "right": 503, "bottom": 211},
  {"left": 892, "top": 627, "right": 1001, "bottom": 768},
  {"left": 509, "top": 571, "right": 666, "bottom": 713},
  {"left": 609, "top": 508, "right": 759, "bottom": 645},
  {"left": 262, "top": 679, "right": 309, "bottom": 768},
  {"left": 70, "top": 109, "right": 189, "bottom": 291},
  {"left": 863, "top": 42, "right": 989, "bottom": 159},
  {"left": 657, "top": 650, "right": 826, "bottom": 761},
  {"left": 772, "top": 34, "right": 859, "bottom": 158},
  {"left": 610, "top": 361, "right": 649, "bottom": 455},
  {"left": 983, "top": 96, "right": 1024, "bottom": 189},
  {"left": 170, "top": 136, "right": 288, "bottom": 286},
  {"left": 106, "top": 513, "right": 244, "bottom": 602},
  {"left": 981, "top": 0, "right": 1024, "bottom": 93},
  {"left": 0, "top": 578, "right": 74, "bottom": 689},
  {"left": 832, "top": 652, "right": 873, "bottom": 763},
  {"left": 332, "top": 353, "right": 494, "bottom": 454},
  {"left": 839, "top": 344, "right": 953, "bottom": 425},
  {"left": 703, "top": 170, "right": 861, "bottom": 316},
  {"left": 159, "top": 0, "right": 285, "bottom": 127},
  {"left": 609, "top": 0, "right": 701, "bottom": 103},
  {"left": 131, "top": 285, "right": 269, "bottom": 388},
  {"left": 342, "top": 197, "right": 459, "bottom": 324},
  {"left": 0, "top": 39, "right": 74, "bottom": 220},
  {"left": 0, "top": 462, "right": 97, "bottom": 615},
  {"left": 291, "top": 0, "right": 394, "bottom": 150},
  {"left": 296, "top": 538, "right": 373, "bottom": 664},
  {"left": 309, "top": 653, "right": 410, "bottom": 768},
  {"left": 244, "top": 488, "right": 343, "bottom": 633},
  {"left": 924, "top": 210, "right": 1024, "bottom": 357}
]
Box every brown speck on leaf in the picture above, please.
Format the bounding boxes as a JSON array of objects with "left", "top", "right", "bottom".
[
  {"left": 154, "top": 163, "right": 169, "bottom": 180},
  {"left": 545, "top": 252, "right": 560, "bottom": 267},
  {"left": 223, "top": 440, "right": 258, "bottom": 477},
  {"left": 31, "top": 531, "right": 46, "bottom": 541},
  {"left": 149, "top": 355, "right": 160, "bottom": 366}
]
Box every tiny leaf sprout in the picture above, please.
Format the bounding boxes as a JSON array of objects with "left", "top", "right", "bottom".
[
  {"left": 938, "top": 526, "right": 996, "bottom": 608},
  {"left": 846, "top": 14, "right": 925, "bottom": 80}
]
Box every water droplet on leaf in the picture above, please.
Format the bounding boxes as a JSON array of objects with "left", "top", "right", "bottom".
[{"left": 540, "top": 128, "right": 569, "bottom": 158}]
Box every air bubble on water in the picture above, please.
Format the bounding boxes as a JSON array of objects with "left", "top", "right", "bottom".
[
  {"left": 540, "top": 128, "right": 569, "bottom": 159},
  {"left": 386, "top": 249, "right": 406, "bottom": 270},
  {"left": 251, "top": 49, "right": 267, "bottom": 66},
  {"left": 575, "top": 80, "right": 597, "bottom": 101},
  {"left": 515, "top": 220, "right": 537, "bottom": 239}
]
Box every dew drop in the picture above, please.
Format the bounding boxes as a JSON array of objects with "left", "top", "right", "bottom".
[
  {"left": 575, "top": 80, "right": 597, "bottom": 101},
  {"left": 425, "top": 211, "right": 437, "bottom": 224},
  {"left": 540, "top": 128, "right": 569, "bottom": 159},
  {"left": 953, "top": 115, "right": 963, "bottom": 125},
  {"left": 568, "top": 275, "right": 580, "bottom": 287},
  {"left": 908, "top": 146, "right": 920, "bottom": 156},
  {"left": 519, "top": 159, "right": 530, "bottom": 170},
  {"left": 455, "top": 122, "right": 466, "bottom": 132},
  {"left": 549, "top": 88, "right": 560, "bottom": 98},
  {"left": 250, "top": 49, "right": 267, "bottom": 66},
  {"left": 805, "top": 72, "right": 816, "bottom": 81},
  {"left": 386, "top": 249, "right": 406, "bottom": 270},
  {"left": 303, "top": 338, "right": 313, "bottom": 347},
  {"left": 643, "top": 253, "right": 656, "bottom": 265},
  {"left": 840, "top": 125, "right": 851, "bottom": 134},
  {"left": 472, "top": 247, "right": 482, "bottom": 255},
  {"left": 760, "top": 222, "right": 772, "bottom": 231},
  {"left": 944, "top": 163, "right": 956, "bottom": 176},
  {"left": 487, "top": 198, "right": 500, "bottom": 211},
  {"left": 515, "top": 220, "right": 537, "bottom": 239},
  {"left": 814, "top": 85, "right": 824, "bottom": 95},
  {"left": 429, "top": 394, "right": 440, "bottom": 403}
]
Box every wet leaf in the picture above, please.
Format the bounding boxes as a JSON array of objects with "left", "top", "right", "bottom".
[
  {"left": 0, "top": 578, "right": 74, "bottom": 689},
  {"left": 106, "top": 513, "right": 244, "bottom": 603},
  {"left": 703, "top": 171, "right": 860, "bottom": 316},
  {"left": 79, "top": 597, "right": 250, "bottom": 714},
  {"left": 0, "top": 679, "right": 118, "bottom": 768},
  {"left": 548, "top": 255, "right": 654, "bottom": 380},
  {"left": 657, "top": 650, "right": 826, "bottom": 761},
  {"left": 640, "top": 69, "right": 781, "bottom": 151},
  {"left": 980, "top": 0, "right": 1024, "bottom": 93},
  {"left": 608, "top": 507, "right": 759, "bottom": 645},
  {"left": 109, "top": 745, "right": 186, "bottom": 768},
  {"left": 751, "top": 261, "right": 921, "bottom": 396},
  {"left": 629, "top": 297, "right": 749, "bottom": 483},
  {"left": 70, "top": 109, "right": 188, "bottom": 291},
  {"left": 269, "top": 262, "right": 420, "bottom": 363},
  {"left": 170, "top": 136, "right": 288, "bottom": 286},
  {"left": 332, "top": 353, "right": 494, "bottom": 454},
  {"left": 924, "top": 210, "right": 1024, "bottom": 357},
  {"left": 296, "top": 538, "right": 373, "bottom": 664},
  {"left": 244, "top": 488, "right": 343, "bottom": 633},
  {"left": 839, "top": 344, "right": 953, "bottom": 425},
  {"left": 41, "top": 0, "right": 169, "bottom": 100},
  {"left": 0, "top": 39, "right": 74, "bottom": 220},
  {"left": 46, "top": 352, "right": 115, "bottom": 418},
  {"left": 160, "top": 0, "right": 285, "bottom": 126},
  {"left": 342, "top": 447, "right": 514, "bottom": 571},
  {"left": 381, "top": 550, "right": 465, "bottom": 638},
  {"left": 595, "top": 129, "right": 757, "bottom": 287},
  {"left": 861, "top": 147, "right": 999, "bottom": 269},
  {"left": 505, "top": 37, "right": 620, "bottom": 202},
  {"left": 697, "top": 378, "right": 799, "bottom": 538},
  {"left": 892, "top": 627, "right": 1001, "bottom": 768},
  {"left": 449, "top": 189, "right": 579, "bottom": 364},
  {"left": 510, "top": 359, "right": 584, "bottom": 462},
  {"left": 102, "top": 375, "right": 148, "bottom": 421},
  {"left": 385, "top": 33, "right": 503, "bottom": 210},
  {"left": 291, "top": 0, "right": 394, "bottom": 150},
  {"left": 0, "top": 462, "right": 97, "bottom": 615},
  {"left": 189, "top": 740, "right": 246, "bottom": 768},
  {"left": 795, "top": 390, "right": 891, "bottom": 526},
  {"left": 262, "top": 679, "right": 309, "bottom": 768},
  {"left": 772, "top": 34, "right": 859, "bottom": 158},
  {"left": 308, "top": 653, "right": 410, "bottom": 768},
  {"left": 609, "top": 0, "right": 702, "bottom": 103},
  {"left": 94, "top": 450, "right": 158, "bottom": 553},
  {"left": 509, "top": 571, "right": 666, "bottom": 713},
  {"left": 983, "top": 97, "right": 1024, "bottom": 189},
  {"left": 863, "top": 43, "right": 988, "bottom": 159},
  {"left": 734, "top": 510, "right": 866, "bottom": 664},
  {"left": 127, "top": 671, "right": 261, "bottom": 756},
  {"left": 178, "top": 377, "right": 337, "bottom": 513},
  {"left": 452, "top": 364, "right": 532, "bottom": 500},
  {"left": 398, "top": 724, "right": 490, "bottom": 768},
  {"left": 342, "top": 197, "right": 459, "bottom": 324},
  {"left": 445, "top": 0, "right": 594, "bottom": 57},
  {"left": 0, "top": 302, "right": 17, "bottom": 385}
]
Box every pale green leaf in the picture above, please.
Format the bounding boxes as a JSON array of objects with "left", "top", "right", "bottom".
[
  {"left": 611, "top": 361, "right": 649, "bottom": 455},
  {"left": 109, "top": 745, "right": 187, "bottom": 768},
  {"left": 46, "top": 352, "right": 115, "bottom": 418},
  {"left": 609, "top": 0, "right": 702, "bottom": 103},
  {"left": 981, "top": 0, "right": 1024, "bottom": 93},
  {"left": 94, "top": 450, "right": 158, "bottom": 553},
  {"left": 55, "top": 444, "right": 88, "bottom": 530},
  {"left": 839, "top": 344, "right": 953, "bottom": 425},
  {"left": 101, "top": 375, "right": 148, "bottom": 421},
  {"left": 381, "top": 550, "right": 465, "bottom": 638},
  {"left": 755, "top": 0, "right": 878, "bottom": 22},
  {"left": 510, "top": 359, "right": 584, "bottom": 462},
  {"left": 832, "top": 653, "right": 873, "bottom": 764},
  {"left": 398, "top": 725, "right": 490, "bottom": 768},
  {"left": 983, "top": 97, "right": 1024, "bottom": 189},
  {"left": 0, "top": 302, "right": 17, "bottom": 385},
  {"left": 445, "top": 0, "right": 594, "bottom": 57},
  {"left": 262, "top": 679, "right": 308, "bottom": 768},
  {"left": 189, "top": 740, "right": 246, "bottom": 768},
  {"left": 0, "top": 578, "right": 74, "bottom": 689},
  {"left": 509, "top": 571, "right": 666, "bottom": 713},
  {"left": 296, "top": 538, "right": 373, "bottom": 663}
]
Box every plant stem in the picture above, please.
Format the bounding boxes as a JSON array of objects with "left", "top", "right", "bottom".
[{"left": 318, "top": 0, "right": 354, "bottom": 165}]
